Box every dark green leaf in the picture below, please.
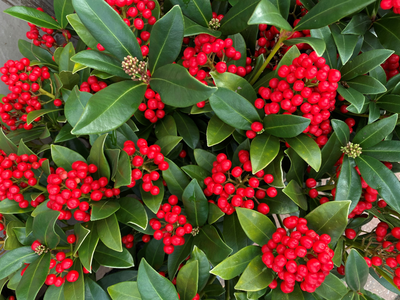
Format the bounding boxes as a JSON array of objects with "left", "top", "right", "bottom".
[
  {"left": 310, "top": 26, "right": 337, "bottom": 69},
  {"left": 115, "top": 150, "right": 132, "bottom": 188},
  {"left": 188, "top": 246, "right": 209, "bottom": 291},
  {"left": 168, "top": 235, "right": 194, "bottom": 280},
  {"left": 347, "top": 75, "right": 387, "bottom": 95},
  {"left": 140, "top": 179, "right": 165, "bottom": 214},
  {"left": 345, "top": 249, "right": 369, "bottom": 291},
  {"left": 79, "top": 222, "right": 99, "bottom": 271},
  {"left": 108, "top": 282, "right": 141, "bottom": 300},
  {"left": 283, "top": 180, "right": 308, "bottom": 210},
  {"left": 182, "top": 179, "right": 208, "bottom": 227},
  {"left": 0, "top": 247, "right": 38, "bottom": 280},
  {"left": 145, "top": 238, "right": 165, "bottom": 270},
  {"left": 33, "top": 210, "right": 60, "bottom": 248},
  {"left": 181, "top": 165, "right": 210, "bottom": 187},
  {"left": 331, "top": 24, "right": 359, "bottom": 65},
  {"left": 0, "top": 199, "right": 34, "bottom": 214},
  {"left": 4, "top": 6, "right": 61, "bottom": 29},
  {"left": 285, "top": 134, "right": 322, "bottom": 172},
  {"left": 88, "top": 134, "right": 111, "bottom": 180},
  {"left": 177, "top": 260, "right": 198, "bottom": 300},
  {"left": 336, "top": 85, "right": 365, "bottom": 114},
  {"left": 208, "top": 202, "right": 225, "bottom": 224},
  {"left": 162, "top": 158, "right": 189, "bottom": 199},
  {"left": 51, "top": 144, "right": 87, "bottom": 171},
  {"left": 183, "top": 16, "right": 221, "bottom": 37},
  {"left": 235, "top": 255, "right": 274, "bottom": 292},
  {"left": 18, "top": 40, "right": 57, "bottom": 68},
  {"left": 67, "top": 14, "right": 98, "bottom": 49},
  {"left": 27, "top": 108, "right": 63, "bottom": 125},
  {"left": 250, "top": 133, "right": 280, "bottom": 174},
  {"left": 362, "top": 141, "right": 400, "bottom": 162},
  {"left": 223, "top": 213, "right": 248, "bottom": 254},
  {"left": 64, "top": 86, "right": 92, "bottom": 127},
  {"left": 284, "top": 37, "right": 326, "bottom": 57},
  {"left": 170, "top": 0, "right": 212, "bottom": 27},
  {"left": 194, "top": 149, "right": 216, "bottom": 172},
  {"left": 91, "top": 201, "right": 120, "bottom": 221},
  {"left": 263, "top": 114, "right": 310, "bottom": 138},
  {"left": 314, "top": 273, "right": 348, "bottom": 300},
  {"left": 377, "top": 94, "right": 400, "bottom": 113},
  {"left": 220, "top": 0, "right": 261, "bottom": 35},
  {"left": 44, "top": 285, "right": 65, "bottom": 300},
  {"left": 374, "top": 13, "right": 400, "bottom": 56},
  {"left": 116, "top": 197, "right": 148, "bottom": 229},
  {"left": 247, "top": 0, "right": 291, "bottom": 31},
  {"left": 59, "top": 42, "right": 76, "bottom": 72},
  {"left": 331, "top": 119, "right": 350, "bottom": 146},
  {"left": 206, "top": 115, "right": 234, "bottom": 147},
  {"left": 341, "top": 13, "right": 371, "bottom": 35},
  {"left": 155, "top": 136, "right": 183, "bottom": 156},
  {"left": 54, "top": 0, "right": 74, "bottom": 28},
  {"left": 94, "top": 242, "right": 134, "bottom": 268},
  {"left": 155, "top": 115, "right": 177, "bottom": 139},
  {"left": 54, "top": 123, "right": 75, "bottom": 143},
  {"left": 85, "top": 277, "right": 110, "bottom": 300},
  {"left": 73, "top": 223, "right": 90, "bottom": 255},
  {"left": 174, "top": 111, "right": 199, "bottom": 149}
]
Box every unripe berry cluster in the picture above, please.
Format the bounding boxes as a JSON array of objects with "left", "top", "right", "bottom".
[
  {"left": 257, "top": 52, "right": 341, "bottom": 145},
  {"left": 204, "top": 152, "right": 276, "bottom": 215},
  {"left": 149, "top": 195, "right": 194, "bottom": 254},
  {"left": 79, "top": 75, "right": 108, "bottom": 93},
  {"left": 138, "top": 88, "right": 166, "bottom": 122},
  {"left": 123, "top": 139, "right": 169, "bottom": 195},
  {"left": 380, "top": 0, "right": 400, "bottom": 14},
  {"left": 0, "top": 58, "right": 52, "bottom": 131},
  {"left": 381, "top": 54, "right": 400, "bottom": 80},
  {"left": 262, "top": 216, "right": 334, "bottom": 294},
  {"left": 0, "top": 150, "right": 45, "bottom": 208},
  {"left": 46, "top": 161, "right": 120, "bottom": 221}
]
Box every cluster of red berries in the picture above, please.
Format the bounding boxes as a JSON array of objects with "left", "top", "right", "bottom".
[
  {"left": 0, "top": 213, "right": 4, "bottom": 232},
  {"left": 26, "top": 8, "right": 71, "bottom": 48},
  {"left": 123, "top": 139, "right": 169, "bottom": 195},
  {"left": 137, "top": 88, "right": 166, "bottom": 122},
  {"left": 148, "top": 195, "right": 193, "bottom": 254},
  {"left": 46, "top": 161, "right": 120, "bottom": 221},
  {"left": 0, "top": 151, "right": 47, "bottom": 208},
  {"left": 79, "top": 76, "right": 108, "bottom": 94},
  {"left": 262, "top": 216, "right": 334, "bottom": 294},
  {"left": 0, "top": 58, "right": 52, "bottom": 131},
  {"left": 380, "top": 0, "right": 400, "bottom": 14},
  {"left": 257, "top": 52, "right": 341, "bottom": 145},
  {"left": 122, "top": 233, "right": 135, "bottom": 248},
  {"left": 204, "top": 152, "right": 276, "bottom": 215},
  {"left": 245, "top": 121, "right": 264, "bottom": 139},
  {"left": 381, "top": 54, "right": 400, "bottom": 80},
  {"left": 98, "top": 0, "right": 156, "bottom": 56}
]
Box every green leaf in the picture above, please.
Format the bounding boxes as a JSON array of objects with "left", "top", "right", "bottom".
[
  {"left": 108, "top": 282, "right": 141, "bottom": 300},
  {"left": 71, "top": 51, "right": 130, "bottom": 79},
  {"left": 72, "top": 0, "right": 142, "bottom": 60},
  {"left": 64, "top": 260, "right": 85, "bottom": 300},
  {"left": 0, "top": 247, "right": 38, "bottom": 280},
  {"left": 116, "top": 197, "right": 148, "bottom": 229},
  {"left": 377, "top": 94, "right": 400, "bottom": 113},
  {"left": 94, "top": 242, "right": 134, "bottom": 268},
  {"left": 16, "top": 252, "right": 50, "bottom": 300},
  {"left": 18, "top": 40, "right": 57, "bottom": 68},
  {"left": 335, "top": 156, "right": 362, "bottom": 212},
  {"left": 54, "top": 123, "right": 75, "bottom": 143},
  {"left": 145, "top": 238, "right": 165, "bottom": 270},
  {"left": 182, "top": 179, "right": 208, "bottom": 227},
  {"left": 72, "top": 81, "right": 147, "bottom": 135},
  {"left": 305, "top": 201, "right": 351, "bottom": 245},
  {"left": 170, "top": 0, "right": 211, "bottom": 27},
  {"left": 33, "top": 210, "right": 60, "bottom": 248},
  {"left": 150, "top": 64, "right": 216, "bottom": 107},
  {"left": 211, "top": 246, "right": 261, "bottom": 280},
  {"left": 315, "top": 273, "right": 348, "bottom": 300},
  {"left": 0, "top": 199, "right": 33, "bottom": 214},
  {"left": 85, "top": 277, "right": 111, "bottom": 300},
  {"left": 247, "top": 0, "right": 291, "bottom": 31},
  {"left": 79, "top": 222, "right": 99, "bottom": 271},
  {"left": 173, "top": 111, "right": 199, "bottom": 149},
  {"left": 88, "top": 134, "right": 111, "bottom": 180},
  {"left": 209, "top": 87, "right": 261, "bottom": 130},
  {"left": 148, "top": 6, "right": 184, "bottom": 74},
  {"left": 283, "top": 180, "right": 308, "bottom": 210},
  {"left": 330, "top": 24, "right": 359, "bottom": 65},
  {"left": 91, "top": 201, "right": 120, "bottom": 221},
  {"left": 220, "top": 0, "right": 261, "bottom": 35},
  {"left": 51, "top": 144, "right": 87, "bottom": 171},
  {"left": 236, "top": 207, "right": 276, "bottom": 245},
  {"left": 210, "top": 71, "right": 257, "bottom": 102},
  {"left": 54, "top": 0, "right": 74, "bottom": 28},
  {"left": 227, "top": 33, "right": 247, "bottom": 68},
  {"left": 115, "top": 150, "right": 132, "bottom": 188},
  {"left": 331, "top": 119, "right": 350, "bottom": 146},
  {"left": 235, "top": 255, "right": 274, "bottom": 292},
  {"left": 341, "top": 13, "right": 371, "bottom": 35},
  {"left": 250, "top": 133, "right": 280, "bottom": 174},
  {"left": 208, "top": 202, "right": 225, "bottom": 224},
  {"left": 183, "top": 16, "right": 221, "bottom": 37},
  {"left": 263, "top": 114, "right": 310, "bottom": 138},
  {"left": 374, "top": 13, "right": 400, "bottom": 56},
  {"left": 59, "top": 42, "right": 76, "bottom": 72},
  {"left": 162, "top": 158, "right": 189, "bottom": 199},
  {"left": 347, "top": 75, "right": 387, "bottom": 95},
  {"left": 356, "top": 155, "right": 400, "bottom": 214},
  {"left": 138, "top": 259, "right": 179, "bottom": 300},
  {"left": 363, "top": 141, "right": 400, "bottom": 162},
  {"left": 140, "top": 179, "right": 165, "bottom": 214},
  {"left": 188, "top": 246, "right": 210, "bottom": 291},
  {"left": 223, "top": 213, "right": 248, "bottom": 254},
  {"left": 67, "top": 14, "right": 98, "bottom": 49},
  {"left": 310, "top": 26, "right": 337, "bottom": 69},
  {"left": 44, "top": 285, "right": 65, "bottom": 300},
  {"left": 4, "top": 6, "right": 61, "bottom": 29},
  {"left": 285, "top": 134, "right": 322, "bottom": 172},
  {"left": 177, "top": 260, "right": 199, "bottom": 300},
  {"left": 73, "top": 223, "right": 90, "bottom": 255},
  {"left": 182, "top": 165, "right": 210, "bottom": 187},
  {"left": 284, "top": 37, "right": 326, "bottom": 57},
  {"left": 194, "top": 149, "right": 216, "bottom": 172},
  {"left": 168, "top": 235, "right": 194, "bottom": 280},
  {"left": 193, "top": 225, "right": 232, "bottom": 266},
  {"left": 207, "top": 115, "right": 235, "bottom": 147},
  {"left": 295, "top": 0, "right": 375, "bottom": 31},
  {"left": 64, "top": 86, "right": 92, "bottom": 127},
  {"left": 155, "top": 136, "right": 182, "bottom": 156},
  {"left": 26, "top": 108, "right": 63, "bottom": 125},
  {"left": 0, "top": 128, "right": 17, "bottom": 155},
  {"left": 336, "top": 85, "right": 365, "bottom": 114},
  {"left": 353, "top": 114, "right": 398, "bottom": 148},
  {"left": 155, "top": 115, "right": 177, "bottom": 139},
  {"left": 340, "top": 49, "right": 394, "bottom": 80},
  {"left": 345, "top": 249, "right": 369, "bottom": 291}
]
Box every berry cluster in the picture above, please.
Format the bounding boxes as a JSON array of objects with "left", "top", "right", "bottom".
[
  {"left": 262, "top": 216, "right": 334, "bottom": 294},
  {"left": 0, "top": 151, "right": 46, "bottom": 208},
  {"left": 46, "top": 161, "right": 120, "bottom": 221},
  {"left": 79, "top": 76, "right": 108, "bottom": 94},
  {"left": 122, "top": 233, "right": 135, "bottom": 248},
  {"left": 0, "top": 58, "right": 52, "bottom": 131},
  {"left": 381, "top": 54, "right": 400, "bottom": 80},
  {"left": 204, "top": 152, "right": 276, "bottom": 215},
  {"left": 123, "top": 139, "right": 169, "bottom": 195},
  {"left": 137, "top": 88, "right": 166, "bottom": 122},
  {"left": 380, "top": 0, "right": 400, "bottom": 14},
  {"left": 257, "top": 52, "right": 341, "bottom": 145},
  {"left": 149, "top": 195, "right": 193, "bottom": 254}
]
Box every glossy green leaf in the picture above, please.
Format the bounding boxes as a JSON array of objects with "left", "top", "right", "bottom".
[
  {"left": 79, "top": 222, "right": 99, "bottom": 271},
  {"left": 170, "top": 0, "right": 211, "bottom": 27},
  {"left": 64, "top": 86, "right": 92, "bottom": 127},
  {"left": 315, "top": 273, "right": 348, "bottom": 300},
  {"left": 263, "top": 114, "right": 310, "bottom": 138},
  {"left": 285, "top": 134, "right": 322, "bottom": 172},
  {"left": 16, "top": 252, "right": 50, "bottom": 300},
  {"left": 44, "top": 285, "right": 65, "bottom": 300},
  {"left": 116, "top": 197, "right": 147, "bottom": 229},
  {"left": 207, "top": 115, "right": 235, "bottom": 147},
  {"left": 51, "top": 144, "right": 87, "bottom": 171},
  {"left": 346, "top": 249, "right": 369, "bottom": 291},
  {"left": 0, "top": 199, "right": 34, "bottom": 214},
  {"left": 18, "top": 40, "right": 57, "bottom": 68},
  {"left": 168, "top": 235, "right": 194, "bottom": 280},
  {"left": 331, "top": 24, "right": 359, "bottom": 65},
  {"left": 67, "top": 14, "right": 98, "bottom": 49},
  {"left": 4, "top": 6, "right": 61, "bottom": 29},
  {"left": 220, "top": 0, "right": 261, "bottom": 35},
  {"left": 250, "top": 133, "right": 280, "bottom": 174},
  {"left": 59, "top": 42, "right": 75, "bottom": 72},
  {"left": 208, "top": 202, "right": 225, "bottom": 224},
  {"left": 0, "top": 247, "right": 38, "bottom": 280},
  {"left": 182, "top": 179, "right": 208, "bottom": 227},
  {"left": 188, "top": 246, "right": 210, "bottom": 291},
  {"left": 310, "top": 26, "right": 337, "bottom": 69},
  {"left": 162, "top": 158, "right": 189, "bottom": 199},
  {"left": 150, "top": 64, "right": 216, "bottom": 107},
  {"left": 284, "top": 37, "right": 326, "bottom": 57},
  {"left": 155, "top": 115, "right": 177, "bottom": 139},
  {"left": 194, "top": 149, "right": 216, "bottom": 172},
  {"left": 295, "top": 0, "right": 375, "bottom": 31},
  {"left": 363, "top": 141, "right": 400, "bottom": 162},
  {"left": 211, "top": 246, "right": 261, "bottom": 280},
  {"left": 236, "top": 207, "right": 276, "bottom": 245},
  {"left": 85, "top": 277, "right": 111, "bottom": 300},
  {"left": 114, "top": 150, "right": 132, "bottom": 188},
  {"left": 72, "top": 81, "right": 146, "bottom": 135},
  {"left": 305, "top": 201, "right": 351, "bottom": 245},
  {"left": 353, "top": 114, "right": 398, "bottom": 148},
  {"left": 140, "top": 179, "right": 165, "bottom": 214},
  {"left": 193, "top": 225, "right": 232, "bottom": 266},
  {"left": 340, "top": 49, "right": 394, "bottom": 80},
  {"left": 88, "top": 134, "right": 111, "bottom": 180},
  {"left": 248, "top": 0, "right": 291, "bottom": 31},
  {"left": 235, "top": 255, "right": 274, "bottom": 292},
  {"left": 173, "top": 111, "right": 199, "bottom": 149},
  {"left": 54, "top": 123, "right": 75, "bottom": 143},
  {"left": 336, "top": 85, "right": 365, "bottom": 113},
  {"left": 177, "top": 260, "right": 198, "bottom": 300},
  {"left": 347, "top": 75, "right": 387, "bottom": 94},
  {"left": 91, "top": 200, "right": 120, "bottom": 221},
  {"left": 331, "top": 119, "right": 350, "bottom": 146},
  {"left": 108, "top": 282, "right": 141, "bottom": 300},
  {"left": 183, "top": 16, "right": 221, "bottom": 37},
  {"left": 72, "top": 0, "right": 142, "bottom": 60},
  {"left": 374, "top": 13, "right": 400, "bottom": 56},
  {"left": 223, "top": 213, "right": 248, "bottom": 254},
  {"left": 342, "top": 13, "right": 371, "bottom": 35},
  {"left": 64, "top": 260, "right": 85, "bottom": 300},
  {"left": 145, "top": 238, "right": 165, "bottom": 270},
  {"left": 138, "top": 259, "right": 179, "bottom": 300},
  {"left": 211, "top": 71, "right": 257, "bottom": 102},
  {"left": 33, "top": 210, "right": 60, "bottom": 248},
  {"left": 94, "top": 242, "right": 134, "bottom": 268},
  {"left": 356, "top": 155, "right": 400, "bottom": 214},
  {"left": 73, "top": 223, "right": 90, "bottom": 255},
  {"left": 155, "top": 136, "right": 182, "bottom": 156},
  {"left": 283, "top": 180, "right": 308, "bottom": 210},
  {"left": 148, "top": 6, "right": 184, "bottom": 74},
  {"left": 377, "top": 95, "right": 400, "bottom": 113},
  {"left": 181, "top": 165, "right": 210, "bottom": 187},
  {"left": 26, "top": 108, "right": 63, "bottom": 125}
]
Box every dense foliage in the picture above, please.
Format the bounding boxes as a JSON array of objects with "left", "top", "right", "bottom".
[{"left": 0, "top": 0, "right": 400, "bottom": 299}]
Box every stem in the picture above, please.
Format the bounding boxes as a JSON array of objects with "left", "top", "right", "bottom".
[
  {"left": 225, "top": 279, "right": 230, "bottom": 300},
  {"left": 33, "top": 184, "right": 47, "bottom": 193},
  {"left": 39, "top": 88, "right": 55, "bottom": 100},
  {"left": 316, "top": 184, "right": 335, "bottom": 191}
]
